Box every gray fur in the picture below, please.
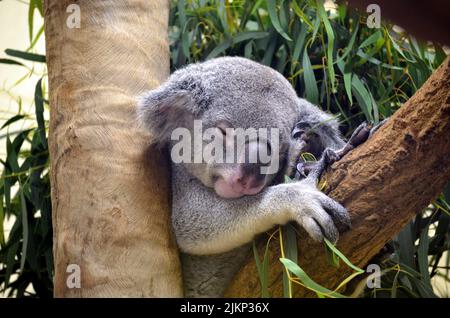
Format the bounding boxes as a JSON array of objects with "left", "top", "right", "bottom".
[{"left": 138, "top": 57, "right": 349, "bottom": 297}]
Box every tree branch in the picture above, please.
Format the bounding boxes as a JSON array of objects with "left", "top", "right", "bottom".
[{"left": 225, "top": 56, "right": 450, "bottom": 297}]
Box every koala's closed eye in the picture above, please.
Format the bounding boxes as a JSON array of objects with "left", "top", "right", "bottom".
[{"left": 215, "top": 120, "right": 232, "bottom": 136}]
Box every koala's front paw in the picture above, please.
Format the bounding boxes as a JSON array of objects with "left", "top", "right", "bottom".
[{"left": 282, "top": 183, "right": 351, "bottom": 243}]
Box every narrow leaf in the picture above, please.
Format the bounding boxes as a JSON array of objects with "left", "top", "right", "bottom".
[
  {"left": 280, "top": 258, "right": 347, "bottom": 298},
  {"left": 351, "top": 75, "right": 373, "bottom": 122},
  {"left": 324, "top": 239, "right": 364, "bottom": 272},
  {"left": 20, "top": 188, "right": 29, "bottom": 273},
  {"left": 35, "top": 78, "right": 48, "bottom": 149},
  {"left": 317, "top": 0, "right": 336, "bottom": 91},
  {"left": 267, "top": 0, "right": 292, "bottom": 41},
  {"left": 0, "top": 58, "right": 25, "bottom": 67},
  {"left": 302, "top": 48, "right": 319, "bottom": 105},
  {"left": 417, "top": 224, "right": 431, "bottom": 286},
  {"left": 5, "top": 49, "right": 46, "bottom": 63},
  {"left": 1, "top": 115, "right": 26, "bottom": 130}
]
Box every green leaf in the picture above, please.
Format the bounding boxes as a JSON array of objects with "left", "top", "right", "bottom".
[
  {"left": 35, "top": 78, "right": 48, "bottom": 149},
  {"left": 206, "top": 38, "right": 232, "bottom": 59},
  {"left": 1, "top": 115, "right": 26, "bottom": 130},
  {"left": 284, "top": 175, "right": 293, "bottom": 183},
  {"left": 280, "top": 258, "right": 347, "bottom": 298},
  {"left": 267, "top": 0, "right": 292, "bottom": 41},
  {"left": 217, "top": 0, "right": 229, "bottom": 34},
  {"left": 391, "top": 270, "right": 400, "bottom": 298},
  {"left": 261, "top": 29, "right": 278, "bottom": 66},
  {"left": 300, "top": 152, "right": 317, "bottom": 162},
  {"left": 275, "top": 45, "right": 288, "bottom": 73},
  {"left": 317, "top": 0, "right": 336, "bottom": 91},
  {"left": 177, "top": 0, "right": 186, "bottom": 26},
  {"left": 351, "top": 75, "right": 373, "bottom": 122},
  {"left": 0, "top": 58, "right": 25, "bottom": 67},
  {"left": 359, "top": 31, "right": 382, "bottom": 49},
  {"left": 408, "top": 275, "right": 437, "bottom": 298},
  {"left": 3, "top": 171, "right": 12, "bottom": 212},
  {"left": 36, "top": 0, "right": 44, "bottom": 16},
  {"left": 6, "top": 134, "right": 20, "bottom": 173},
  {"left": 396, "top": 223, "right": 415, "bottom": 268},
  {"left": 291, "top": 1, "right": 314, "bottom": 30},
  {"left": 279, "top": 1, "right": 290, "bottom": 32},
  {"left": 5, "top": 242, "right": 20, "bottom": 287},
  {"left": 337, "top": 59, "right": 353, "bottom": 105},
  {"left": 20, "top": 188, "right": 29, "bottom": 274},
  {"left": 253, "top": 240, "right": 271, "bottom": 298},
  {"left": 337, "top": 3, "right": 346, "bottom": 22},
  {"left": 310, "top": 14, "right": 321, "bottom": 44},
  {"left": 244, "top": 41, "right": 253, "bottom": 58},
  {"left": 417, "top": 224, "right": 431, "bottom": 286},
  {"left": 177, "top": 0, "right": 189, "bottom": 60},
  {"left": 409, "top": 36, "right": 425, "bottom": 60},
  {"left": 302, "top": 48, "right": 319, "bottom": 105},
  {"left": 5, "top": 49, "right": 46, "bottom": 63},
  {"left": 335, "top": 23, "right": 359, "bottom": 65},
  {"left": 324, "top": 239, "right": 364, "bottom": 272},
  {"left": 27, "top": 24, "right": 45, "bottom": 52},
  {"left": 356, "top": 50, "right": 404, "bottom": 70},
  {"left": 433, "top": 44, "right": 447, "bottom": 66},
  {"left": 233, "top": 31, "right": 269, "bottom": 43},
  {"left": 281, "top": 224, "right": 298, "bottom": 298},
  {"left": 28, "top": 0, "right": 36, "bottom": 43},
  {"left": 0, "top": 202, "right": 5, "bottom": 246},
  {"left": 386, "top": 32, "right": 415, "bottom": 63},
  {"left": 371, "top": 90, "right": 379, "bottom": 124},
  {"left": 291, "top": 24, "right": 307, "bottom": 72},
  {"left": 324, "top": 241, "right": 340, "bottom": 268}
]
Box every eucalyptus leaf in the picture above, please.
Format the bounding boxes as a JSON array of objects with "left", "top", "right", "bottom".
[
  {"left": 267, "top": 0, "right": 292, "bottom": 41},
  {"left": 5, "top": 49, "right": 46, "bottom": 63}
]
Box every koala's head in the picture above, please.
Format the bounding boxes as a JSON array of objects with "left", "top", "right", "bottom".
[{"left": 138, "top": 57, "right": 341, "bottom": 198}]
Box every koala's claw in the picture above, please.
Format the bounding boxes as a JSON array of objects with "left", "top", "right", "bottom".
[
  {"left": 369, "top": 118, "right": 388, "bottom": 137},
  {"left": 318, "top": 193, "right": 351, "bottom": 232},
  {"left": 296, "top": 148, "right": 341, "bottom": 182},
  {"left": 296, "top": 119, "right": 389, "bottom": 182},
  {"left": 288, "top": 183, "right": 350, "bottom": 243},
  {"left": 339, "top": 119, "right": 388, "bottom": 155},
  {"left": 302, "top": 216, "right": 339, "bottom": 244},
  {"left": 295, "top": 161, "right": 316, "bottom": 178}
]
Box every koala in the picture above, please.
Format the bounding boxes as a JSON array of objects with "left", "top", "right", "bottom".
[{"left": 138, "top": 57, "right": 351, "bottom": 297}]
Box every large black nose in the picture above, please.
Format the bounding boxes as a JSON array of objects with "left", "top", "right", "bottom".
[
  {"left": 240, "top": 163, "right": 266, "bottom": 187},
  {"left": 228, "top": 163, "right": 266, "bottom": 195}
]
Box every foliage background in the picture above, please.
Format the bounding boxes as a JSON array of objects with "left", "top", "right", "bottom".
[{"left": 0, "top": 0, "right": 448, "bottom": 297}]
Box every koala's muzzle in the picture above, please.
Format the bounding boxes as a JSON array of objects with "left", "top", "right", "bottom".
[{"left": 213, "top": 140, "right": 272, "bottom": 198}]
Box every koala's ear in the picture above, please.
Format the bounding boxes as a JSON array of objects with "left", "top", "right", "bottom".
[{"left": 137, "top": 87, "right": 195, "bottom": 146}]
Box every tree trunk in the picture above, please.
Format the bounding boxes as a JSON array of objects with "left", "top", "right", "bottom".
[
  {"left": 44, "top": 0, "right": 183, "bottom": 297},
  {"left": 225, "top": 56, "right": 450, "bottom": 297}
]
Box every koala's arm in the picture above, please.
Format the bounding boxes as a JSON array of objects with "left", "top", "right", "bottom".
[{"left": 172, "top": 166, "right": 350, "bottom": 255}]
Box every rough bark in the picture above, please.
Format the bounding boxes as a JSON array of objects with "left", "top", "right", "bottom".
[
  {"left": 225, "top": 56, "right": 450, "bottom": 297},
  {"left": 44, "top": 0, "right": 183, "bottom": 297}
]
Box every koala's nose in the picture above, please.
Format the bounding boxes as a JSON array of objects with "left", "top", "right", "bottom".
[{"left": 231, "top": 163, "right": 266, "bottom": 193}]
